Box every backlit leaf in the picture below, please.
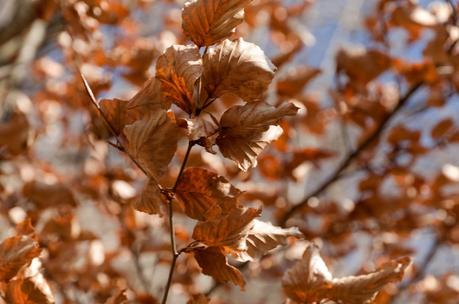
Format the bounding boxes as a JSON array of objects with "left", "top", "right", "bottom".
[
  {"left": 156, "top": 45, "right": 202, "bottom": 114},
  {"left": 216, "top": 101, "right": 298, "bottom": 171},
  {"left": 123, "top": 110, "right": 182, "bottom": 179},
  {"left": 6, "top": 276, "right": 54, "bottom": 304},
  {"left": 0, "top": 236, "right": 41, "bottom": 282},
  {"left": 133, "top": 179, "right": 163, "bottom": 215},
  {"left": 194, "top": 247, "right": 245, "bottom": 288},
  {"left": 176, "top": 167, "right": 241, "bottom": 220},
  {"left": 182, "top": 0, "right": 252, "bottom": 47},
  {"left": 192, "top": 207, "right": 260, "bottom": 252},
  {"left": 202, "top": 39, "right": 276, "bottom": 104},
  {"left": 282, "top": 244, "right": 411, "bottom": 304}
]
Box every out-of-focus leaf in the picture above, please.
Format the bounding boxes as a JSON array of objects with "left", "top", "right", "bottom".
[
  {"left": 276, "top": 67, "right": 321, "bottom": 98},
  {"left": 105, "top": 289, "right": 128, "bottom": 304},
  {"left": 176, "top": 167, "right": 241, "bottom": 220},
  {"left": 22, "top": 181, "right": 77, "bottom": 209},
  {"left": 156, "top": 45, "right": 202, "bottom": 114},
  {"left": 182, "top": 0, "right": 252, "bottom": 47},
  {"left": 0, "top": 236, "right": 41, "bottom": 282},
  {"left": 187, "top": 294, "right": 210, "bottom": 304},
  {"left": 202, "top": 38, "right": 276, "bottom": 104},
  {"left": 0, "top": 111, "right": 30, "bottom": 158},
  {"left": 216, "top": 101, "right": 298, "bottom": 171},
  {"left": 6, "top": 276, "right": 54, "bottom": 304}
]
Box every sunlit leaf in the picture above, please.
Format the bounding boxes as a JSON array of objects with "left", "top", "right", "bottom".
[{"left": 0, "top": 236, "right": 41, "bottom": 282}]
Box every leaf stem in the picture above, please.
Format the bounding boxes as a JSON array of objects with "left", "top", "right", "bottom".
[{"left": 161, "top": 140, "right": 195, "bottom": 304}]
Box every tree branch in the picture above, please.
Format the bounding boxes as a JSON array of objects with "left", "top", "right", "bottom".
[
  {"left": 161, "top": 140, "right": 195, "bottom": 304},
  {"left": 278, "top": 82, "right": 423, "bottom": 226}
]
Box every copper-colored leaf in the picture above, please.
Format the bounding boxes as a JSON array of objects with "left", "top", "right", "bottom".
[
  {"left": 85, "top": 75, "right": 164, "bottom": 135},
  {"left": 202, "top": 38, "right": 276, "bottom": 103},
  {"left": 22, "top": 181, "right": 77, "bottom": 209},
  {"left": 176, "top": 167, "right": 241, "bottom": 220},
  {"left": 105, "top": 289, "right": 128, "bottom": 304},
  {"left": 282, "top": 244, "right": 411, "bottom": 304},
  {"left": 123, "top": 110, "right": 182, "bottom": 179},
  {"left": 194, "top": 247, "right": 245, "bottom": 288},
  {"left": 216, "top": 101, "right": 298, "bottom": 171},
  {"left": 336, "top": 48, "right": 391, "bottom": 86},
  {"left": 182, "top": 0, "right": 252, "bottom": 47},
  {"left": 187, "top": 294, "right": 210, "bottom": 304},
  {"left": 0, "top": 236, "right": 41, "bottom": 282},
  {"left": 431, "top": 118, "right": 454, "bottom": 139},
  {"left": 6, "top": 276, "right": 54, "bottom": 304},
  {"left": 0, "top": 111, "right": 30, "bottom": 158},
  {"left": 192, "top": 207, "right": 260, "bottom": 252},
  {"left": 133, "top": 179, "right": 163, "bottom": 215},
  {"left": 239, "top": 220, "right": 302, "bottom": 261},
  {"left": 276, "top": 67, "right": 321, "bottom": 98},
  {"left": 156, "top": 45, "right": 202, "bottom": 114}
]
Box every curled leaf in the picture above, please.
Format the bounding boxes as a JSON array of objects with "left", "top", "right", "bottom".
[
  {"left": 176, "top": 167, "right": 241, "bottom": 220},
  {"left": 217, "top": 101, "right": 298, "bottom": 171},
  {"left": 192, "top": 207, "right": 261, "bottom": 252},
  {"left": 194, "top": 246, "right": 245, "bottom": 288},
  {"left": 202, "top": 38, "right": 276, "bottom": 104},
  {"left": 6, "top": 275, "right": 54, "bottom": 304},
  {"left": 182, "top": 0, "right": 252, "bottom": 47},
  {"left": 123, "top": 110, "right": 182, "bottom": 179},
  {"left": 156, "top": 45, "right": 202, "bottom": 113},
  {"left": 282, "top": 244, "right": 411, "bottom": 304},
  {"left": 0, "top": 235, "right": 41, "bottom": 282}
]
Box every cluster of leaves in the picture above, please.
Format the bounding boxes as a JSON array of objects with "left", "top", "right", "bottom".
[{"left": 3, "top": 0, "right": 459, "bottom": 303}]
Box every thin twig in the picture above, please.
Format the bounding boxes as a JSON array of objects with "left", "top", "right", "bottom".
[
  {"left": 278, "top": 82, "right": 423, "bottom": 226},
  {"left": 161, "top": 141, "right": 195, "bottom": 304}
]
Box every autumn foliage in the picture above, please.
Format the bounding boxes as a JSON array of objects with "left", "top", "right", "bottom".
[{"left": 1, "top": 0, "right": 459, "bottom": 303}]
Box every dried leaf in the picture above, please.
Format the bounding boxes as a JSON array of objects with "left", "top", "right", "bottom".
[
  {"left": 276, "top": 67, "right": 321, "bottom": 98},
  {"left": 194, "top": 247, "right": 245, "bottom": 288},
  {"left": 336, "top": 48, "right": 391, "bottom": 86},
  {"left": 6, "top": 276, "right": 54, "bottom": 304},
  {"left": 156, "top": 45, "right": 202, "bottom": 113},
  {"left": 0, "top": 111, "right": 30, "bottom": 158},
  {"left": 192, "top": 207, "right": 260, "bottom": 252},
  {"left": 187, "top": 294, "right": 210, "bottom": 304},
  {"left": 216, "top": 101, "right": 298, "bottom": 171},
  {"left": 123, "top": 110, "right": 182, "bottom": 179},
  {"left": 22, "top": 181, "right": 77, "bottom": 209},
  {"left": 431, "top": 118, "right": 454, "bottom": 139},
  {"left": 239, "top": 220, "right": 302, "bottom": 261},
  {"left": 202, "top": 38, "right": 276, "bottom": 104},
  {"left": 133, "top": 179, "right": 163, "bottom": 215},
  {"left": 282, "top": 244, "right": 411, "bottom": 304},
  {"left": 176, "top": 167, "right": 241, "bottom": 220},
  {"left": 182, "top": 0, "right": 252, "bottom": 47},
  {"left": 105, "top": 289, "right": 128, "bottom": 304},
  {"left": 0, "top": 236, "right": 41, "bottom": 282}
]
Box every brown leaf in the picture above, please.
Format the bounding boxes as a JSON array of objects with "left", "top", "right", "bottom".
[
  {"left": 202, "top": 38, "right": 276, "bottom": 104},
  {"left": 133, "top": 179, "right": 163, "bottom": 215},
  {"left": 192, "top": 207, "right": 260, "bottom": 252},
  {"left": 276, "top": 67, "right": 321, "bottom": 98},
  {"left": 431, "top": 118, "right": 454, "bottom": 139},
  {"left": 336, "top": 48, "right": 391, "bottom": 86},
  {"left": 0, "top": 236, "right": 41, "bottom": 282},
  {"left": 105, "top": 289, "right": 128, "bottom": 304},
  {"left": 194, "top": 247, "right": 245, "bottom": 288},
  {"left": 216, "top": 101, "right": 298, "bottom": 171},
  {"left": 0, "top": 111, "right": 30, "bottom": 158},
  {"left": 187, "top": 294, "right": 210, "bottom": 304},
  {"left": 22, "top": 181, "right": 77, "bottom": 209},
  {"left": 182, "top": 0, "right": 252, "bottom": 47},
  {"left": 239, "top": 220, "right": 302, "bottom": 261},
  {"left": 156, "top": 45, "right": 202, "bottom": 114},
  {"left": 6, "top": 276, "right": 54, "bottom": 304},
  {"left": 123, "top": 110, "right": 182, "bottom": 179},
  {"left": 282, "top": 244, "right": 411, "bottom": 304},
  {"left": 176, "top": 167, "right": 241, "bottom": 220},
  {"left": 86, "top": 75, "right": 165, "bottom": 135}
]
